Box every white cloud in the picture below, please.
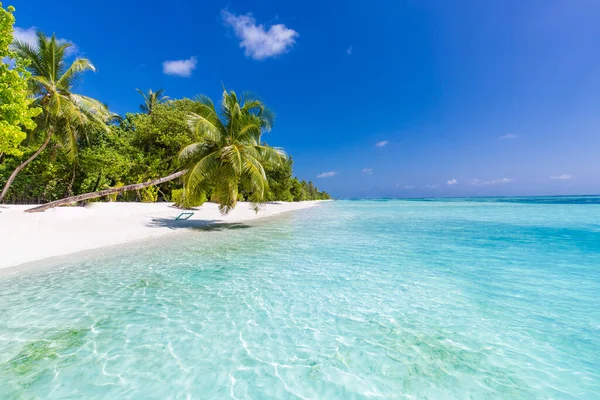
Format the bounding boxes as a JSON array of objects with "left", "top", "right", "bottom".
[
  {"left": 317, "top": 171, "right": 337, "bottom": 178},
  {"left": 468, "top": 178, "right": 515, "bottom": 186},
  {"left": 489, "top": 178, "right": 514, "bottom": 184},
  {"left": 346, "top": 45, "right": 352, "bottom": 55},
  {"left": 375, "top": 140, "right": 389, "bottom": 147},
  {"left": 13, "top": 27, "right": 37, "bottom": 46},
  {"left": 13, "top": 26, "right": 78, "bottom": 56},
  {"left": 499, "top": 134, "right": 518, "bottom": 140},
  {"left": 362, "top": 168, "right": 372, "bottom": 174},
  {"left": 447, "top": 179, "right": 458, "bottom": 186},
  {"left": 397, "top": 184, "right": 415, "bottom": 189},
  {"left": 222, "top": 10, "right": 298, "bottom": 60},
  {"left": 425, "top": 184, "right": 437, "bottom": 189},
  {"left": 550, "top": 174, "right": 572, "bottom": 180},
  {"left": 162, "top": 57, "right": 197, "bottom": 77}
]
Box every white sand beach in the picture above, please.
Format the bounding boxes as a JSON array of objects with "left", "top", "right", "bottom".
[{"left": 0, "top": 201, "right": 322, "bottom": 270}]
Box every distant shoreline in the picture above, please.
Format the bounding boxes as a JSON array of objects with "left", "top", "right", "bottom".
[
  {"left": 339, "top": 194, "right": 600, "bottom": 201},
  {"left": 0, "top": 201, "right": 324, "bottom": 271}
]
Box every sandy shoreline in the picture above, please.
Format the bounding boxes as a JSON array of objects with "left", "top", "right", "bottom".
[{"left": 0, "top": 201, "right": 322, "bottom": 270}]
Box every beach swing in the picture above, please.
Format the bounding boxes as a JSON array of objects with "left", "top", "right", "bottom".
[{"left": 175, "top": 211, "right": 194, "bottom": 220}]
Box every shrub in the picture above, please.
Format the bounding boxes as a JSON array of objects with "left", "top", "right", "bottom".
[
  {"left": 140, "top": 186, "right": 158, "bottom": 203},
  {"left": 107, "top": 182, "right": 124, "bottom": 202}
]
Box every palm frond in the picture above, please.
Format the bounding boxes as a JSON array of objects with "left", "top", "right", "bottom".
[
  {"left": 70, "top": 94, "right": 111, "bottom": 120},
  {"left": 247, "top": 145, "right": 286, "bottom": 167},
  {"left": 185, "top": 150, "right": 221, "bottom": 193},
  {"left": 180, "top": 88, "right": 286, "bottom": 213},
  {"left": 236, "top": 121, "right": 262, "bottom": 144},
  {"left": 194, "top": 94, "right": 215, "bottom": 109},
  {"left": 187, "top": 112, "right": 222, "bottom": 142},
  {"left": 213, "top": 169, "right": 239, "bottom": 214},
  {"left": 62, "top": 119, "right": 78, "bottom": 161},
  {"left": 220, "top": 145, "right": 243, "bottom": 175},
  {"left": 258, "top": 106, "right": 275, "bottom": 132},
  {"left": 57, "top": 58, "right": 95, "bottom": 90},
  {"left": 179, "top": 142, "right": 209, "bottom": 162},
  {"left": 243, "top": 155, "right": 268, "bottom": 199}
]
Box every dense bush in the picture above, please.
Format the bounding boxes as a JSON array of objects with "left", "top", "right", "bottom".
[{"left": 1, "top": 99, "right": 331, "bottom": 205}]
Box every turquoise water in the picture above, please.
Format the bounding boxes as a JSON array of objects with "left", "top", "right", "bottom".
[{"left": 1, "top": 198, "right": 600, "bottom": 399}]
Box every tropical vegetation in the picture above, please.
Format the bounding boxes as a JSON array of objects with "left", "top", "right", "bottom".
[
  {"left": 0, "top": 28, "right": 113, "bottom": 202},
  {"left": 0, "top": 3, "right": 40, "bottom": 158},
  {"left": 0, "top": 5, "right": 330, "bottom": 213}
]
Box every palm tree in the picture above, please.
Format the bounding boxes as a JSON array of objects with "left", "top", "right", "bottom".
[
  {"left": 24, "top": 89, "right": 285, "bottom": 213},
  {"left": 181, "top": 90, "right": 284, "bottom": 213},
  {"left": 0, "top": 32, "right": 113, "bottom": 202},
  {"left": 136, "top": 88, "right": 169, "bottom": 114}
]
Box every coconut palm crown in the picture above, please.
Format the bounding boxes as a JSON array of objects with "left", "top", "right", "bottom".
[
  {"left": 136, "top": 88, "right": 169, "bottom": 114},
  {"left": 181, "top": 89, "right": 285, "bottom": 214},
  {"left": 12, "top": 32, "right": 113, "bottom": 158},
  {"left": 0, "top": 31, "right": 114, "bottom": 202}
]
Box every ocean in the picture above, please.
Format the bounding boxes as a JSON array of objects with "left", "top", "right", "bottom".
[{"left": 1, "top": 198, "right": 599, "bottom": 399}]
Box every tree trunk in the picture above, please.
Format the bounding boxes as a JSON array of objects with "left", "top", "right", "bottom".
[
  {"left": 91, "top": 173, "right": 102, "bottom": 192},
  {"left": 0, "top": 130, "right": 53, "bottom": 203},
  {"left": 25, "top": 169, "right": 188, "bottom": 213},
  {"left": 65, "top": 162, "right": 77, "bottom": 197}
]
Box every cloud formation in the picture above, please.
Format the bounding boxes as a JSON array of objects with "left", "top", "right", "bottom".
[
  {"left": 447, "top": 179, "right": 458, "bottom": 186},
  {"left": 375, "top": 140, "right": 389, "bottom": 147},
  {"left": 346, "top": 46, "right": 353, "bottom": 55},
  {"left": 222, "top": 11, "right": 298, "bottom": 60},
  {"left": 162, "top": 57, "right": 197, "bottom": 77},
  {"left": 362, "top": 168, "right": 372, "bottom": 174},
  {"left": 499, "top": 134, "right": 518, "bottom": 140},
  {"left": 13, "top": 27, "right": 78, "bottom": 56},
  {"left": 12, "top": 27, "right": 37, "bottom": 46},
  {"left": 550, "top": 174, "right": 572, "bottom": 180},
  {"left": 467, "top": 178, "right": 514, "bottom": 186},
  {"left": 317, "top": 171, "right": 337, "bottom": 178}
]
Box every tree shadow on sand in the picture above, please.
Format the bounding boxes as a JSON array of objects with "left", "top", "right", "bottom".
[{"left": 148, "top": 218, "right": 252, "bottom": 231}]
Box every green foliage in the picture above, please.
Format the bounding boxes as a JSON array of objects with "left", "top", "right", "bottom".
[
  {"left": 140, "top": 186, "right": 158, "bottom": 203},
  {"left": 290, "top": 177, "right": 307, "bottom": 201},
  {"left": 266, "top": 157, "right": 294, "bottom": 201},
  {"left": 127, "top": 100, "right": 197, "bottom": 157},
  {"left": 264, "top": 158, "right": 332, "bottom": 202},
  {"left": 171, "top": 188, "right": 206, "bottom": 209},
  {"left": 289, "top": 177, "right": 331, "bottom": 201},
  {"left": 137, "top": 88, "right": 169, "bottom": 114},
  {"left": 0, "top": 84, "right": 331, "bottom": 205},
  {"left": 181, "top": 89, "right": 286, "bottom": 213},
  {"left": 0, "top": 28, "right": 114, "bottom": 203},
  {"left": 77, "top": 123, "right": 143, "bottom": 191},
  {"left": 12, "top": 31, "right": 113, "bottom": 160},
  {"left": 0, "top": 3, "right": 41, "bottom": 157},
  {"left": 0, "top": 142, "right": 72, "bottom": 203},
  {"left": 107, "top": 182, "right": 123, "bottom": 202}
]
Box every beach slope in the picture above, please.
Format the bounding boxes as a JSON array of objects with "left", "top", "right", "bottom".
[{"left": 0, "top": 201, "right": 321, "bottom": 270}]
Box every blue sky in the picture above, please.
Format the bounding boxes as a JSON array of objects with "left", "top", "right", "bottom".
[{"left": 9, "top": 0, "right": 600, "bottom": 198}]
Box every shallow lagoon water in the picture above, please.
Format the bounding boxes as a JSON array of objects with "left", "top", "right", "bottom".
[{"left": 1, "top": 198, "right": 599, "bottom": 399}]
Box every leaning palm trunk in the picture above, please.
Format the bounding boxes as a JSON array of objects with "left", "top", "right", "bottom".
[
  {"left": 25, "top": 170, "right": 188, "bottom": 213},
  {"left": 0, "top": 130, "right": 53, "bottom": 203}
]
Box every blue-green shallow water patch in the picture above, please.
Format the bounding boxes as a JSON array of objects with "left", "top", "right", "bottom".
[{"left": 1, "top": 198, "right": 600, "bottom": 399}]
